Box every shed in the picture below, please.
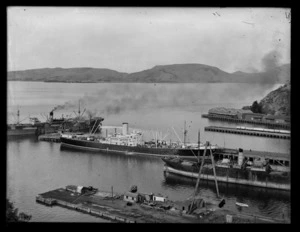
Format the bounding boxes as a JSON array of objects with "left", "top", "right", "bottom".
[
  {"left": 77, "top": 186, "right": 84, "bottom": 194},
  {"left": 123, "top": 192, "right": 139, "bottom": 203},
  {"left": 239, "top": 112, "right": 264, "bottom": 121},
  {"left": 66, "top": 185, "right": 78, "bottom": 193},
  {"left": 153, "top": 194, "right": 168, "bottom": 202}
]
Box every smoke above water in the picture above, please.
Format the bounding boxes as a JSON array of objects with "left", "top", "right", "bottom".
[
  {"left": 260, "top": 50, "right": 289, "bottom": 84},
  {"left": 51, "top": 50, "right": 289, "bottom": 116},
  {"left": 51, "top": 82, "right": 279, "bottom": 117}
]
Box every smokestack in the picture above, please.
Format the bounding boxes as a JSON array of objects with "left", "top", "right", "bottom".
[
  {"left": 122, "top": 122, "right": 128, "bottom": 135},
  {"left": 238, "top": 148, "right": 244, "bottom": 166},
  {"left": 50, "top": 111, "right": 54, "bottom": 122}
]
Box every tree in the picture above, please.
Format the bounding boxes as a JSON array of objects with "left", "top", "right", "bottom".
[
  {"left": 6, "top": 199, "right": 32, "bottom": 223},
  {"left": 250, "top": 101, "right": 262, "bottom": 113}
]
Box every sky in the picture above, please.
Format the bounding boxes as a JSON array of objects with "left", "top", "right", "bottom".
[{"left": 7, "top": 7, "right": 291, "bottom": 73}]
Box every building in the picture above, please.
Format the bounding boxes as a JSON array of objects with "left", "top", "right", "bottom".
[
  {"left": 208, "top": 107, "right": 257, "bottom": 120},
  {"left": 123, "top": 192, "right": 140, "bottom": 203},
  {"left": 66, "top": 185, "right": 81, "bottom": 193},
  {"left": 208, "top": 107, "right": 239, "bottom": 119},
  {"left": 237, "top": 112, "right": 264, "bottom": 121},
  {"left": 263, "top": 115, "right": 290, "bottom": 124},
  {"left": 153, "top": 194, "right": 168, "bottom": 202}
]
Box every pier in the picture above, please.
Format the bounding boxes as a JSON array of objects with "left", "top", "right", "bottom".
[
  {"left": 36, "top": 186, "right": 289, "bottom": 223},
  {"left": 202, "top": 114, "right": 290, "bottom": 130},
  {"left": 36, "top": 187, "right": 204, "bottom": 223},
  {"left": 204, "top": 126, "right": 290, "bottom": 140},
  {"left": 38, "top": 133, "right": 61, "bottom": 143}
]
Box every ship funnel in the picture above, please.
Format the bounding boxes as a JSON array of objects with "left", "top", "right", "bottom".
[
  {"left": 49, "top": 111, "right": 54, "bottom": 122},
  {"left": 238, "top": 148, "right": 244, "bottom": 166},
  {"left": 122, "top": 122, "right": 128, "bottom": 135}
]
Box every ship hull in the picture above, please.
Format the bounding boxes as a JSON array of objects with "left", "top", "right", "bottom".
[
  {"left": 163, "top": 159, "right": 290, "bottom": 191},
  {"left": 60, "top": 137, "right": 211, "bottom": 158},
  {"left": 7, "top": 128, "right": 37, "bottom": 136}
]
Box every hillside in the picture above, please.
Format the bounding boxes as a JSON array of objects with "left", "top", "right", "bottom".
[
  {"left": 125, "top": 64, "right": 235, "bottom": 83},
  {"left": 258, "top": 81, "right": 291, "bottom": 116},
  {"left": 7, "top": 63, "right": 290, "bottom": 83},
  {"left": 7, "top": 67, "right": 128, "bottom": 82}
]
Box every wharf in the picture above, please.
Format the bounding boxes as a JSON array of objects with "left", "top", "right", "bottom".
[
  {"left": 202, "top": 114, "right": 290, "bottom": 130},
  {"left": 36, "top": 187, "right": 289, "bottom": 223},
  {"left": 38, "top": 133, "right": 61, "bottom": 143},
  {"left": 216, "top": 148, "right": 290, "bottom": 161},
  {"left": 205, "top": 126, "right": 290, "bottom": 140},
  {"left": 36, "top": 187, "right": 202, "bottom": 223}
]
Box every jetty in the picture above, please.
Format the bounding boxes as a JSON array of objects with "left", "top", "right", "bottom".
[
  {"left": 36, "top": 185, "right": 289, "bottom": 223},
  {"left": 202, "top": 114, "right": 290, "bottom": 130},
  {"left": 204, "top": 126, "right": 290, "bottom": 140}
]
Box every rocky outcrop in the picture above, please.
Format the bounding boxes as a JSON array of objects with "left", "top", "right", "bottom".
[{"left": 259, "top": 81, "right": 290, "bottom": 116}]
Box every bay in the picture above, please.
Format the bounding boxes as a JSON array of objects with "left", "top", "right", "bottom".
[{"left": 7, "top": 81, "right": 290, "bottom": 222}]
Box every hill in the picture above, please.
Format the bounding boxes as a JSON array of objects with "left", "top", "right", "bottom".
[
  {"left": 7, "top": 63, "right": 290, "bottom": 83},
  {"left": 125, "top": 64, "right": 235, "bottom": 83},
  {"left": 7, "top": 67, "right": 128, "bottom": 82},
  {"left": 259, "top": 81, "right": 291, "bottom": 116}
]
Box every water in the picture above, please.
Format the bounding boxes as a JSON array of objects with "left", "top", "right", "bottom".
[{"left": 7, "top": 81, "right": 290, "bottom": 222}]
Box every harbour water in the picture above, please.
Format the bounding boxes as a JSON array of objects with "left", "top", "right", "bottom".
[{"left": 7, "top": 81, "right": 291, "bottom": 222}]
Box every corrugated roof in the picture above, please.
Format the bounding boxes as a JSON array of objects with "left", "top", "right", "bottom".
[
  {"left": 208, "top": 107, "right": 253, "bottom": 116},
  {"left": 124, "top": 192, "right": 139, "bottom": 198}
]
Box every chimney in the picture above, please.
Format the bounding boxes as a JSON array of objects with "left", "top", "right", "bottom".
[
  {"left": 49, "top": 111, "right": 54, "bottom": 122},
  {"left": 122, "top": 122, "right": 128, "bottom": 135},
  {"left": 238, "top": 148, "right": 244, "bottom": 166}
]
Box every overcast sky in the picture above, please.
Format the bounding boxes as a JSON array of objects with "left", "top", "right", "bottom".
[{"left": 7, "top": 7, "right": 291, "bottom": 73}]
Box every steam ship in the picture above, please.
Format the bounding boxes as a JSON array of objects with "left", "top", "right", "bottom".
[
  {"left": 162, "top": 148, "right": 290, "bottom": 190},
  {"left": 37, "top": 101, "right": 104, "bottom": 135},
  {"left": 60, "top": 121, "right": 218, "bottom": 159},
  {"left": 7, "top": 110, "right": 41, "bottom": 136}
]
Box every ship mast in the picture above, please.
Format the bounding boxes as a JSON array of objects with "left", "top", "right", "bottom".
[
  {"left": 78, "top": 100, "right": 81, "bottom": 117},
  {"left": 197, "top": 129, "right": 200, "bottom": 162},
  {"left": 183, "top": 121, "right": 187, "bottom": 147},
  {"left": 17, "top": 108, "right": 20, "bottom": 124}
]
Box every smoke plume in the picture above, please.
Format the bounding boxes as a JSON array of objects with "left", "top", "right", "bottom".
[{"left": 260, "top": 50, "right": 288, "bottom": 84}]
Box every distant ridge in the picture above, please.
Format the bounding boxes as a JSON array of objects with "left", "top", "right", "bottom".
[{"left": 7, "top": 63, "right": 290, "bottom": 83}]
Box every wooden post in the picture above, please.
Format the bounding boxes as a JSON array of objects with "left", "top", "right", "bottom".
[
  {"left": 111, "top": 186, "right": 113, "bottom": 202},
  {"left": 209, "top": 142, "right": 220, "bottom": 198},
  {"left": 194, "top": 142, "right": 207, "bottom": 196},
  {"left": 189, "top": 141, "right": 208, "bottom": 213}
]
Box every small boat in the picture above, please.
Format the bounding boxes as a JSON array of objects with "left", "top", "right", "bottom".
[{"left": 236, "top": 202, "right": 249, "bottom": 207}]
